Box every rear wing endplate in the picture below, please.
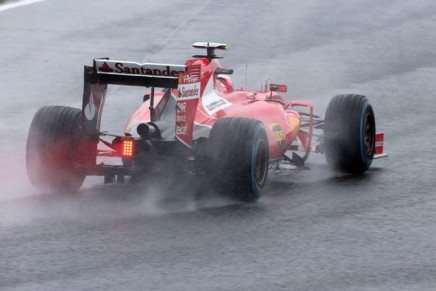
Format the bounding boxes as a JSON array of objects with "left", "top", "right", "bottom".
[{"left": 82, "top": 59, "right": 186, "bottom": 135}]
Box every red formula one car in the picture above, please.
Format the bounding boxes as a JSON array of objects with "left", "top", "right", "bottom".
[{"left": 26, "top": 42, "right": 387, "bottom": 201}]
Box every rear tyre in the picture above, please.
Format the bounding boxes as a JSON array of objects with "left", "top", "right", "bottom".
[
  {"left": 208, "top": 118, "right": 269, "bottom": 202},
  {"left": 26, "top": 106, "right": 96, "bottom": 192},
  {"left": 324, "top": 94, "right": 375, "bottom": 174}
]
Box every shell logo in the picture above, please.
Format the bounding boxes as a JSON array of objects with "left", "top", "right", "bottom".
[
  {"left": 287, "top": 115, "right": 300, "bottom": 138},
  {"left": 269, "top": 123, "right": 286, "bottom": 148}
]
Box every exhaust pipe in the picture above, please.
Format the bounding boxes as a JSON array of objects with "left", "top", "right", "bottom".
[{"left": 137, "top": 122, "right": 160, "bottom": 139}]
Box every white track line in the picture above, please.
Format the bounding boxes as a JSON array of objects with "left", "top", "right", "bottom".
[{"left": 0, "top": 0, "right": 47, "bottom": 12}]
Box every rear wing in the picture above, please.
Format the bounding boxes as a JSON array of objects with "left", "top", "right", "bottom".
[
  {"left": 89, "top": 59, "right": 186, "bottom": 88},
  {"left": 82, "top": 59, "right": 186, "bottom": 135}
]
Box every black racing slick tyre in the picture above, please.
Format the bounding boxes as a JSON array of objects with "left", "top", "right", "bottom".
[
  {"left": 208, "top": 118, "right": 269, "bottom": 202},
  {"left": 26, "top": 106, "right": 96, "bottom": 192},
  {"left": 324, "top": 94, "right": 376, "bottom": 174}
]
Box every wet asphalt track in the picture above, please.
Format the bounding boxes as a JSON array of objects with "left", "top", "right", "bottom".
[{"left": 1, "top": 0, "right": 436, "bottom": 290}]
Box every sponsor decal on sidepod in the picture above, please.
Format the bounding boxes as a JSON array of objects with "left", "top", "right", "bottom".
[{"left": 269, "top": 123, "right": 286, "bottom": 148}]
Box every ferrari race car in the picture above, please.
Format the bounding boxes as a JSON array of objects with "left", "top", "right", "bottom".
[{"left": 26, "top": 42, "right": 387, "bottom": 201}]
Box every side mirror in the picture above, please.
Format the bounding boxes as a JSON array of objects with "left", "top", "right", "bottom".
[{"left": 270, "top": 84, "right": 287, "bottom": 93}]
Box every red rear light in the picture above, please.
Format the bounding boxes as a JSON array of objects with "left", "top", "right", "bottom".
[{"left": 122, "top": 138, "right": 134, "bottom": 157}]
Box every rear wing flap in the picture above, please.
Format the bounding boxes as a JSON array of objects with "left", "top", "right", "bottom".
[
  {"left": 87, "top": 59, "right": 186, "bottom": 88},
  {"left": 82, "top": 59, "right": 186, "bottom": 135}
]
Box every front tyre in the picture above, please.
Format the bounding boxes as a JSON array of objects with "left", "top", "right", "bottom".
[
  {"left": 208, "top": 118, "right": 269, "bottom": 202},
  {"left": 324, "top": 94, "right": 376, "bottom": 174},
  {"left": 26, "top": 106, "right": 96, "bottom": 192}
]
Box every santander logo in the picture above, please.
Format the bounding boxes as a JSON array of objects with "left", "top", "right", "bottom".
[
  {"left": 180, "top": 84, "right": 200, "bottom": 98},
  {"left": 95, "top": 60, "right": 186, "bottom": 78},
  {"left": 178, "top": 65, "right": 201, "bottom": 100},
  {"left": 98, "top": 62, "right": 114, "bottom": 73}
]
